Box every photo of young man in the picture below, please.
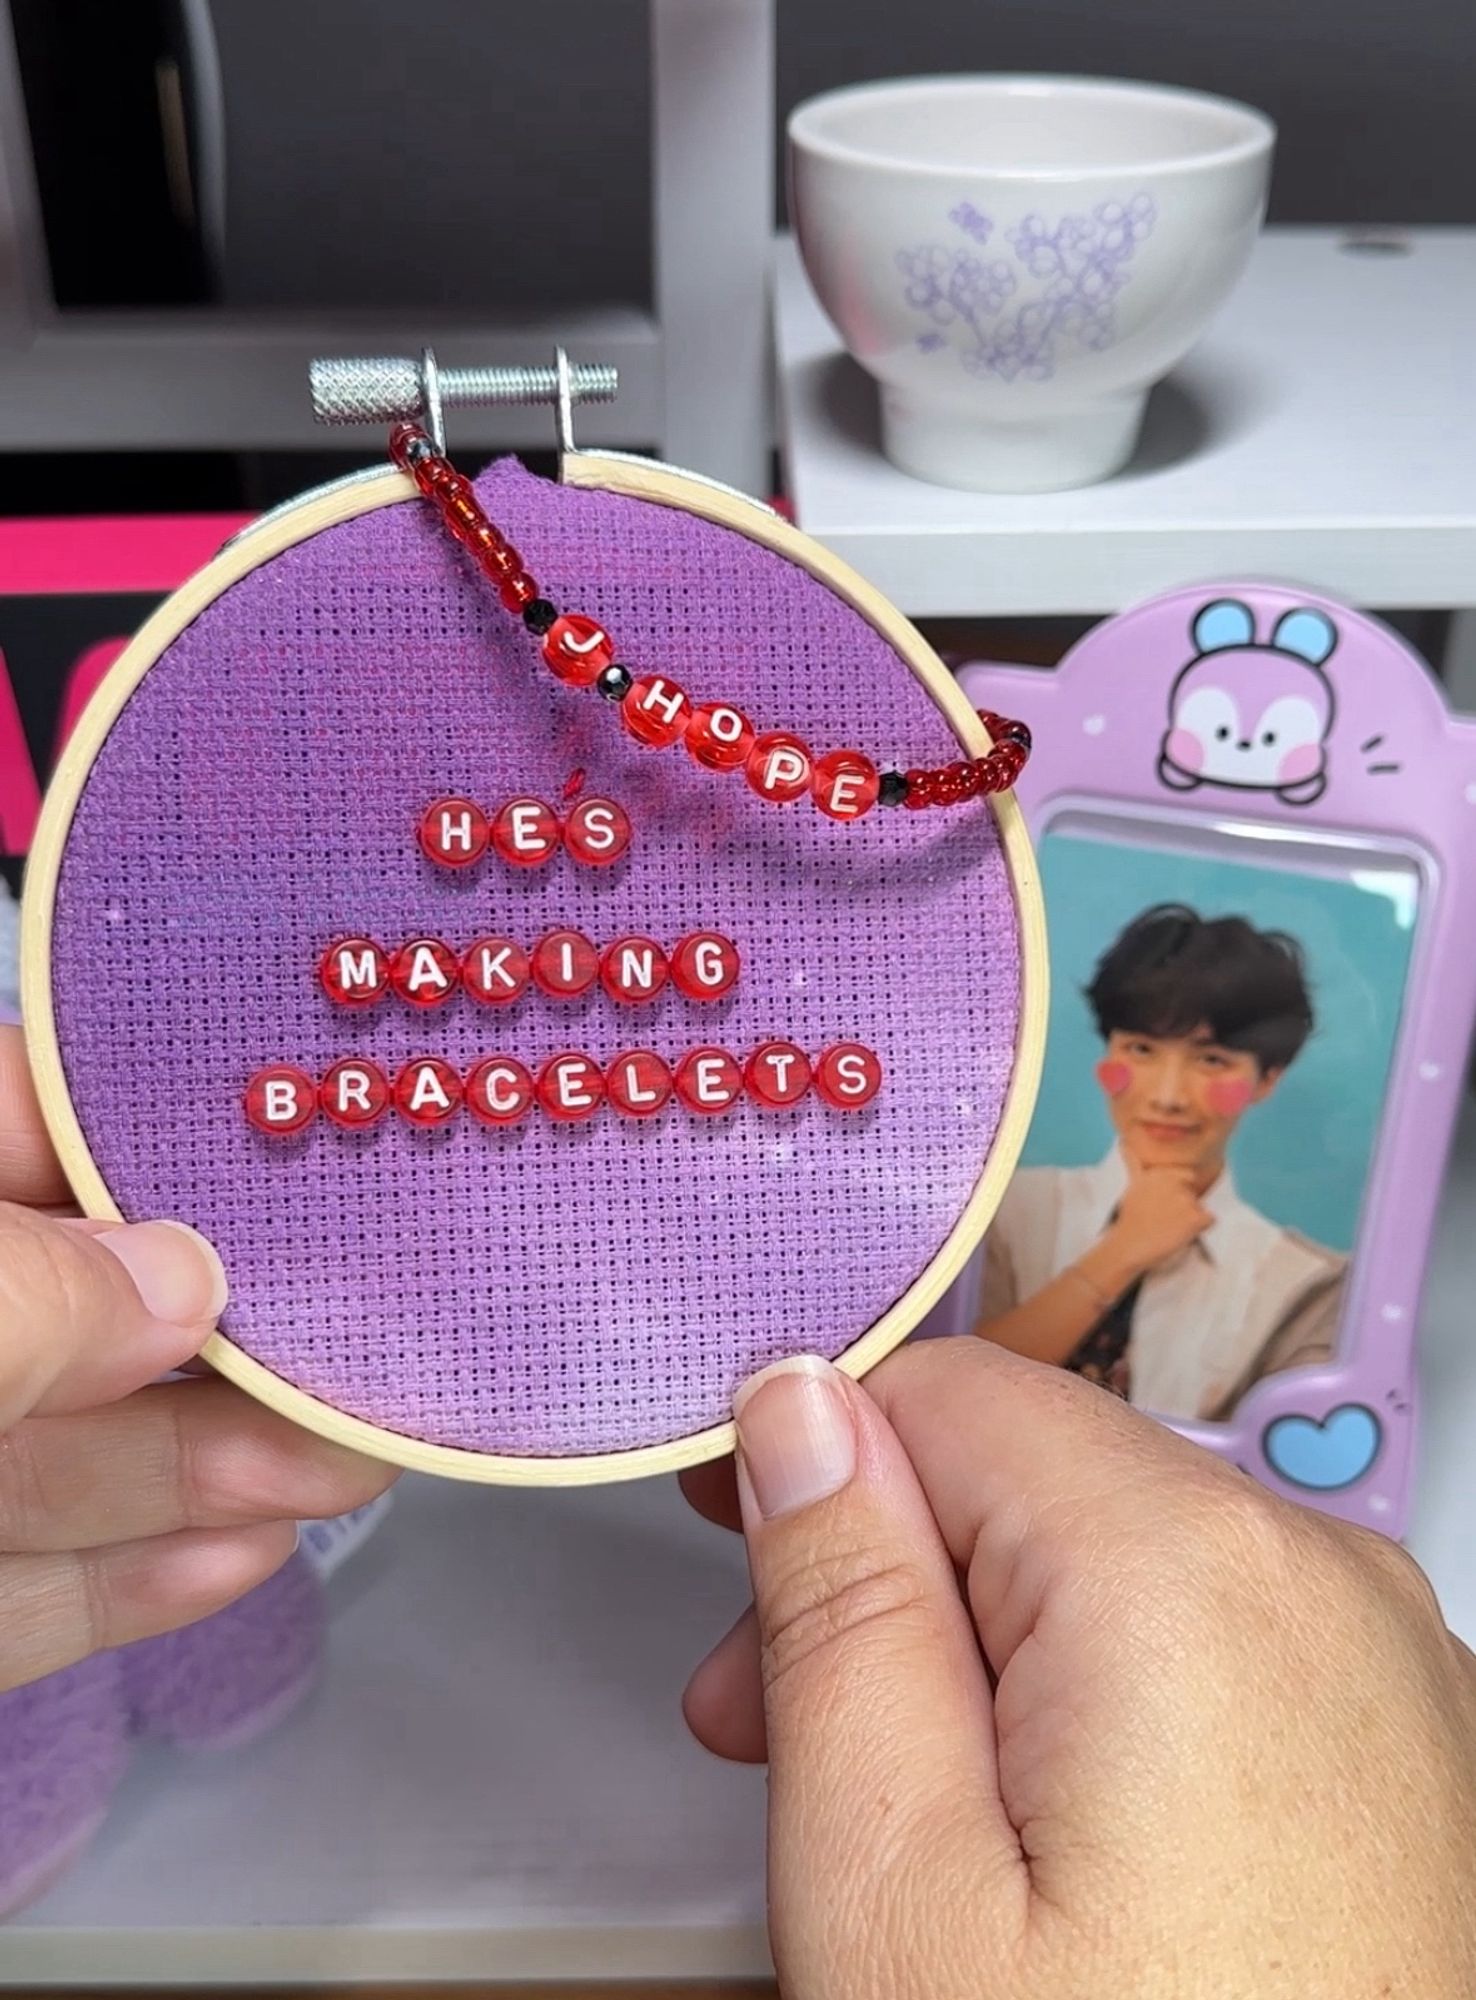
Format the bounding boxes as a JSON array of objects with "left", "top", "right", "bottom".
[{"left": 976, "top": 903, "right": 1347, "bottom": 1422}]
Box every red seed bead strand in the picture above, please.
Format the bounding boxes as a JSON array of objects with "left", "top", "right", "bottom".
[{"left": 388, "top": 421, "right": 1033, "bottom": 811}]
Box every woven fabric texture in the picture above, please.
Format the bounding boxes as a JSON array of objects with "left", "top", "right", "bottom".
[{"left": 51, "top": 459, "right": 1022, "bottom": 1458}]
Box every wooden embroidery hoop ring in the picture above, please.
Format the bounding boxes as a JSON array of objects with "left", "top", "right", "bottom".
[{"left": 21, "top": 448, "right": 1049, "bottom": 1486}]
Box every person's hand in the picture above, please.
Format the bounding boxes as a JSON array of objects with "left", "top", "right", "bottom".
[
  {"left": 681, "top": 1340, "right": 1476, "bottom": 1998},
  {"left": 0, "top": 1024, "right": 395, "bottom": 1693},
  {"left": 1098, "top": 1154, "right": 1213, "bottom": 1284}
]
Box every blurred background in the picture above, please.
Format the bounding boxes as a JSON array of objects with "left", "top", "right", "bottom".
[{"left": 2, "top": 0, "right": 1473, "bottom": 512}]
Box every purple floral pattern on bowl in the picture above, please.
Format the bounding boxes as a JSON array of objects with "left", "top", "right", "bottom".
[{"left": 897, "top": 193, "right": 1157, "bottom": 382}]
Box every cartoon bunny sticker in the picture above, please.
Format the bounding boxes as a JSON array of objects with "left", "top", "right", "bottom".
[{"left": 1159, "top": 599, "right": 1338, "bottom": 806}]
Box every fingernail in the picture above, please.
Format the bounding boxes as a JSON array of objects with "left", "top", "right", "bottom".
[
  {"left": 98, "top": 1220, "right": 229, "bottom": 1325},
  {"left": 733, "top": 1355, "right": 856, "bottom": 1520}
]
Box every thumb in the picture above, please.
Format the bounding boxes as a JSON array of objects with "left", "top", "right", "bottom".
[
  {"left": 0, "top": 1204, "right": 227, "bottom": 1430},
  {"left": 731, "top": 1356, "right": 1026, "bottom": 1992}
]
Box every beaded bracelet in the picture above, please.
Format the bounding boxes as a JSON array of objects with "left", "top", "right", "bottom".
[{"left": 387, "top": 422, "right": 1032, "bottom": 819}]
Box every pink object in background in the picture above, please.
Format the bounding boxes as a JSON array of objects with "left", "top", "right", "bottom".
[{"left": 0, "top": 513, "right": 252, "bottom": 861}]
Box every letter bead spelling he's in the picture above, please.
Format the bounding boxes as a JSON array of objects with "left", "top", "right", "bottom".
[
  {"left": 491, "top": 797, "right": 561, "bottom": 867},
  {"left": 600, "top": 935, "right": 669, "bottom": 1005},
  {"left": 418, "top": 796, "right": 490, "bottom": 867},
  {"left": 674, "top": 1046, "right": 744, "bottom": 1115},
  {"left": 536, "top": 1052, "right": 605, "bottom": 1122},
  {"left": 390, "top": 937, "right": 460, "bottom": 1007},
  {"left": 812, "top": 749, "right": 880, "bottom": 822},
  {"left": 466, "top": 1055, "right": 535, "bottom": 1127},
  {"left": 622, "top": 674, "right": 692, "bottom": 749},
  {"left": 670, "top": 931, "right": 740, "bottom": 1001},
  {"left": 393, "top": 1057, "right": 463, "bottom": 1127},
  {"left": 745, "top": 730, "right": 813, "bottom": 803},
  {"left": 320, "top": 1059, "right": 391, "bottom": 1129},
  {"left": 541, "top": 613, "right": 615, "bottom": 687},
  {"left": 319, "top": 937, "right": 390, "bottom": 1007},
  {"left": 563, "top": 795, "right": 632, "bottom": 866},
  {"left": 462, "top": 936, "right": 531, "bottom": 1006},
  {"left": 814, "top": 1042, "right": 884, "bottom": 1110},
  {"left": 745, "top": 1040, "right": 813, "bottom": 1108},
  {"left": 685, "top": 701, "right": 755, "bottom": 772},
  {"left": 531, "top": 929, "right": 599, "bottom": 998},
  {"left": 606, "top": 1049, "right": 674, "bottom": 1119},
  {"left": 244, "top": 1065, "right": 318, "bottom": 1135}
]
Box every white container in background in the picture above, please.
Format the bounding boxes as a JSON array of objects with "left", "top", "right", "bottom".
[{"left": 788, "top": 75, "right": 1275, "bottom": 492}]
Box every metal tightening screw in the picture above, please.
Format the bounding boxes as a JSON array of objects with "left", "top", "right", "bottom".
[{"left": 309, "top": 346, "right": 618, "bottom": 453}]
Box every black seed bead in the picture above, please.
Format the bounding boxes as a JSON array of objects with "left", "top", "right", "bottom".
[
  {"left": 999, "top": 720, "right": 1032, "bottom": 751},
  {"left": 403, "top": 435, "right": 435, "bottom": 466},
  {"left": 597, "top": 663, "right": 633, "bottom": 703},
  {"left": 878, "top": 770, "right": 910, "bottom": 807},
  {"left": 522, "top": 598, "right": 559, "bottom": 635}
]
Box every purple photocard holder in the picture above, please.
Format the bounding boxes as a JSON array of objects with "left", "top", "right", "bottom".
[{"left": 959, "top": 584, "right": 1476, "bottom": 1537}]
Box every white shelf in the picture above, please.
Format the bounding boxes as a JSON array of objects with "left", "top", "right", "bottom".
[
  {"left": 3, "top": 1478, "right": 768, "bottom": 1987},
  {"left": 775, "top": 230, "right": 1476, "bottom": 617},
  {"left": 9, "top": 1100, "right": 1476, "bottom": 1989}
]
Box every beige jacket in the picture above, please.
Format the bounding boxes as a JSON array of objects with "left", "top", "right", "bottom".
[{"left": 979, "top": 1152, "right": 1346, "bottom": 1423}]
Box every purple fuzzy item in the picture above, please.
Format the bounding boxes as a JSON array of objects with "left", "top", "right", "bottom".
[
  {"left": 119, "top": 1551, "right": 325, "bottom": 1750},
  {"left": 0, "top": 1559, "right": 324, "bottom": 1919},
  {"left": 0, "top": 1655, "right": 129, "bottom": 1919}
]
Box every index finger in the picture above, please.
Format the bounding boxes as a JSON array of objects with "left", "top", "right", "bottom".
[{"left": 0, "top": 1024, "right": 71, "bottom": 1208}]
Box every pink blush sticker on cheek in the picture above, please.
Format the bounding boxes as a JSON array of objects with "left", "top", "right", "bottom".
[
  {"left": 1096, "top": 1059, "right": 1132, "bottom": 1098},
  {"left": 1208, "top": 1076, "right": 1255, "bottom": 1117}
]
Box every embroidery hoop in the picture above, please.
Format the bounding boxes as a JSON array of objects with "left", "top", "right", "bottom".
[{"left": 21, "top": 355, "right": 1047, "bottom": 1485}]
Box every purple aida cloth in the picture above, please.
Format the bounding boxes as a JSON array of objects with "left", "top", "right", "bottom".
[{"left": 51, "top": 459, "right": 1021, "bottom": 1457}]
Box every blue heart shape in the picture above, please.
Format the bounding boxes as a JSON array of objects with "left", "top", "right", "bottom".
[{"left": 1262, "top": 1405, "right": 1382, "bottom": 1491}]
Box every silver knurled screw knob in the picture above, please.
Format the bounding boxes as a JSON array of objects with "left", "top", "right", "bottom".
[{"left": 310, "top": 353, "right": 618, "bottom": 428}]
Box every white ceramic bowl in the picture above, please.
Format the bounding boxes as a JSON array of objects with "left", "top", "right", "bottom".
[{"left": 788, "top": 75, "right": 1275, "bottom": 492}]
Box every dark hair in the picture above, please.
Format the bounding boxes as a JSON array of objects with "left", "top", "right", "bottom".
[{"left": 1086, "top": 904, "right": 1314, "bottom": 1073}]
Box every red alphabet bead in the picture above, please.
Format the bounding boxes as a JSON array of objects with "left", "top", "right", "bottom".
[
  {"left": 542, "top": 613, "right": 615, "bottom": 687},
  {"left": 745, "top": 730, "right": 813, "bottom": 803},
  {"left": 462, "top": 935, "right": 531, "bottom": 1006},
  {"left": 465, "top": 1054, "right": 535, "bottom": 1128},
  {"left": 563, "top": 795, "right": 632, "bottom": 866},
  {"left": 531, "top": 929, "right": 599, "bottom": 998},
  {"left": 393, "top": 1056, "right": 463, "bottom": 1126},
  {"left": 319, "top": 937, "right": 390, "bottom": 1007},
  {"left": 685, "top": 701, "right": 755, "bottom": 772},
  {"left": 244, "top": 1065, "right": 318, "bottom": 1136},
  {"left": 812, "top": 749, "right": 879, "bottom": 822},
  {"left": 814, "top": 1042, "right": 884, "bottom": 1110},
  {"left": 600, "top": 935, "right": 668, "bottom": 1005},
  {"left": 320, "top": 1059, "right": 390, "bottom": 1129},
  {"left": 745, "top": 1040, "right": 813, "bottom": 1108},
  {"left": 606, "top": 1049, "right": 674, "bottom": 1119},
  {"left": 491, "top": 797, "right": 561, "bottom": 867},
  {"left": 418, "top": 796, "right": 489, "bottom": 867},
  {"left": 390, "top": 937, "right": 460, "bottom": 1007},
  {"left": 674, "top": 1046, "right": 744, "bottom": 1115},
  {"left": 536, "top": 1052, "right": 605, "bottom": 1122},
  {"left": 622, "top": 674, "right": 692, "bottom": 749},
  {"left": 670, "top": 931, "right": 740, "bottom": 1001}
]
